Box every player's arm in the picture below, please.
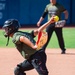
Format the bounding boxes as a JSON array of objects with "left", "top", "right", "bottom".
[
  {"left": 19, "top": 36, "right": 37, "bottom": 49},
  {"left": 37, "top": 17, "right": 44, "bottom": 27},
  {"left": 37, "top": 12, "right": 48, "bottom": 27},
  {"left": 34, "top": 16, "right": 55, "bottom": 36}
]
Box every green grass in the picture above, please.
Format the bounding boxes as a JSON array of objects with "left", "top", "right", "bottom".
[
  {"left": 0, "top": 27, "right": 75, "bottom": 48},
  {"left": 47, "top": 28, "right": 75, "bottom": 48}
]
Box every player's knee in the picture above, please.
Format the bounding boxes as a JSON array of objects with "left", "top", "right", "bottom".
[
  {"left": 14, "top": 66, "right": 26, "bottom": 75},
  {"left": 14, "top": 66, "right": 20, "bottom": 75}
]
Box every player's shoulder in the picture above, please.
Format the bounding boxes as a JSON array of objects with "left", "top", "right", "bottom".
[
  {"left": 14, "top": 31, "right": 33, "bottom": 39},
  {"left": 46, "top": 3, "right": 51, "bottom": 7},
  {"left": 13, "top": 31, "right": 23, "bottom": 36},
  {"left": 12, "top": 31, "right": 27, "bottom": 44},
  {"left": 56, "top": 2, "right": 64, "bottom": 7},
  {"left": 13, "top": 31, "right": 26, "bottom": 40},
  {"left": 14, "top": 31, "right": 28, "bottom": 35}
]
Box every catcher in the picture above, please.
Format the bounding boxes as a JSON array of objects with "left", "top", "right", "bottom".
[{"left": 2, "top": 16, "right": 55, "bottom": 75}]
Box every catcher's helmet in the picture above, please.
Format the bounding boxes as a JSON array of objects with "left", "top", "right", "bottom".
[{"left": 3, "top": 19, "right": 20, "bottom": 37}]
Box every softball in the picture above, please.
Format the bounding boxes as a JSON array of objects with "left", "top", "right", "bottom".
[{"left": 54, "top": 16, "right": 59, "bottom": 22}]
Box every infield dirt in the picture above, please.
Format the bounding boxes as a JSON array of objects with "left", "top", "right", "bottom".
[{"left": 0, "top": 48, "right": 75, "bottom": 75}]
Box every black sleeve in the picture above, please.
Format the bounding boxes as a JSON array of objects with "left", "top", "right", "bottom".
[
  {"left": 42, "top": 12, "right": 48, "bottom": 18},
  {"left": 30, "top": 30, "right": 36, "bottom": 38}
]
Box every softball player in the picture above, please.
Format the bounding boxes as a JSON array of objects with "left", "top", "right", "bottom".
[
  {"left": 37, "top": 0, "right": 68, "bottom": 54},
  {"left": 2, "top": 16, "right": 55, "bottom": 75}
]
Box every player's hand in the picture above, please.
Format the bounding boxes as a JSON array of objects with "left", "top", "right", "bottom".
[
  {"left": 37, "top": 21, "right": 41, "bottom": 27},
  {"left": 48, "top": 16, "right": 56, "bottom": 23},
  {"left": 50, "top": 15, "right": 59, "bottom": 23}
]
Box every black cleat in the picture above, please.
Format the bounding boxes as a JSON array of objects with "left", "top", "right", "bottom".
[{"left": 61, "top": 51, "right": 66, "bottom": 54}]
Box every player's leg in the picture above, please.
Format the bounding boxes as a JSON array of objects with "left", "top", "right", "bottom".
[
  {"left": 31, "top": 51, "right": 48, "bottom": 75},
  {"left": 55, "top": 28, "right": 66, "bottom": 54},
  {"left": 14, "top": 59, "right": 34, "bottom": 75}
]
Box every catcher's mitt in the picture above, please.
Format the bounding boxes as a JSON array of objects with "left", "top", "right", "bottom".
[
  {"left": 36, "top": 31, "right": 48, "bottom": 50},
  {"left": 55, "top": 20, "right": 66, "bottom": 28}
]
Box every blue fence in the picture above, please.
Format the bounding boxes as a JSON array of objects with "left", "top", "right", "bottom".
[{"left": 0, "top": 0, "right": 75, "bottom": 27}]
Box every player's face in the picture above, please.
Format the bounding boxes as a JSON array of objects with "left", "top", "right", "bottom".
[
  {"left": 3, "top": 27, "right": 11, "bottom": 37},
  {"left": 50, "top": 0, "right": 56, "bottom": 4},
  {"left": 4, "top": 27, "right": 9, "bottom": 35}
]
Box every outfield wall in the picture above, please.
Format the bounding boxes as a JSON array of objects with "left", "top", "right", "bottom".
[{"left": 0, "top": 0, "right": 75, "bottom": 27}]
